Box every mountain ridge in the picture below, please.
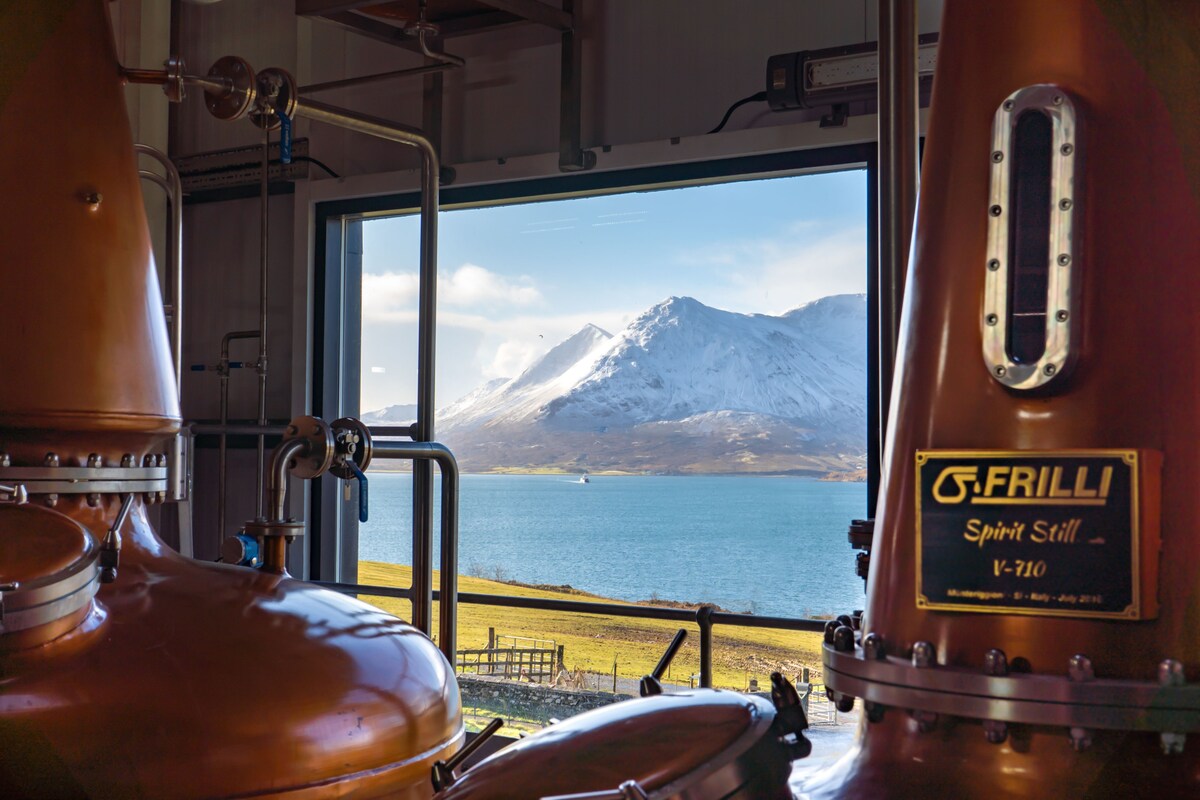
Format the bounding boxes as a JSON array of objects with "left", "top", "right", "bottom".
[{"left": 364, "top": 293, "right": 867, "bottom": 475}]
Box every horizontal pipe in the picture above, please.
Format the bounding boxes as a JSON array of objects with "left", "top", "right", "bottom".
[
  {"left": 188, "top": 423, "right": 288, "bottom": 437},
  {"left": 300, "top": 62, "right": 454, "bottom": 94}
]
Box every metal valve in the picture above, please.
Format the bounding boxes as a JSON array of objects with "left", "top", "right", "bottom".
[
  {"left": 100, "top": 494, "right": 134, "bottom": 584},
  {"left": 330, "top": 418, "right": 373, "bottom": 524},
  {"left": 769, "top": 671, "right": 812, "bottom": 760},
  {"left": 431, "top": 717, "right": 504, "bottom": 792},
  {"left": 639, "top": 628, "right": 688, "bottom": 697},
  {"left": 0, "top": 483, "right": 27, "bottom": 505}
]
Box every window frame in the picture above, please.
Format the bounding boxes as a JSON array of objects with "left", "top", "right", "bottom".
[{"left": 310, "top": 142, "right": 882, "bottom": 585}]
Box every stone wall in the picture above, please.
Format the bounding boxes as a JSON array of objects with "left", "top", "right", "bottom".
[{"left": 458, "top": 676, "right": 628, "bottom": 725}]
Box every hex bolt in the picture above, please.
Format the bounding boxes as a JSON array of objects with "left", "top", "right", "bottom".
[
  {"left": 865, "top": 701, "right": 886, "bottom": 723},
  {"left": 1159, "top": 659, "right": 1186, "bottom": 687},
  {"left": 912, "top": 641, "right": 936, "bottom": 668},
  {"left": 836, "top": 695, "right": 855, "bottom": 713},
  {"left": 121, "top": 454, "right": 136, "bottom": 468},
  {"left": 984, "top": 720, "right": 1008, "bottom": 745},
  {"left": 833, "top": 625, "right": 856, "bottom": 653},
  {"left": 0, "top": 453, "right": 9, "bottom": 468},
  {"left": 44, "top": 453, "right": 60, "bottom": 468},
  {"left": 986, "top": 314, "right": 998, "bottom": 326},
  {"left": 988, "top": 259, "right": 1001, "bottom": 271},
  {"left": 825, "top": 686, "right": 836, "bottom": 701},
  {"left": 991, "top": 150, "right": 1004, "bottom": 163},
  {"left": 1161, "top": 733, "right": 1187, "bottom": 755},
  {"left": 836, "top": 613, "right": 856, "bottom": 630},
  {"left": 862, "top": 632, "right": 887, "bottom": 661},
  {"left": 1052, "top": 94, "right": 1064, "bottom": 105},
  {"left": 912, "top": 710, "right": 938, "bottom": 733},
  {"left": 157, "top": 454, "right": 167, "bottom": 468},
  {"left": 45, "top": 493, "right": 58, "bottom": 507},
  {"left": 1003, "top": 99, "right": 1015, "bottom": 111},
  {"left": 1070, "top": 727, "right": 1093, "bottom": 752},
  {"left": 989, "top": 204, "right": 1003, "bottom": 217},
  {"left": 85, "top": 192, "right": 103, "bottom": 208},
  {"left": 994, "top": 365, "right": 1007, "bottom": 378},
  {"left": 286, "top": 425, "right": 298, "bottom": 436},
  {"left": 1057, "top": 253, "right": 1071, "bottom": 266},
  {"left": 1059, "top": 198, "right": 1073, "bottom": 211},
  {"left": 983, "top": 648, "right": 1009, "bottom": 677},
  {"left": 823, "top": 619, "right": 840, "bottom": 645},
  {"left": 1060, "top": 143, "right": 1074, "bottom": 156},
  {"left": 87, "top": 453, "right": 102, "bottom": 468},
  {"left": 1043, "top": 364, "right": 1057, "bottom": 376},
  {"left": 86, "top": 493, "right": 101, "bottom": 508},
  {"left": 1056, "top": 310, "right": 1069, "bottom": 322},
  {"left": 143, "top": 454, "right": 155, "bottom": 467},
  {"left": 1068, "top": 654, "right": 1095, "bottom": 682}
]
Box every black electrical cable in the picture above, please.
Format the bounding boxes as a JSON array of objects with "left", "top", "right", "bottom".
[
  {"left": 267, "top": 155, "right": 342, "bottom": 179},
  {"left": 707, "top": 91, "right": 768, "bottom": 135}
]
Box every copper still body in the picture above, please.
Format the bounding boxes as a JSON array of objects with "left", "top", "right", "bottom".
[
  {"left": 0, "top": 2, "right": 463, "bottom": 797},
  {"left": 808, "top": 0, "right": 1200, "bottom": 797}
]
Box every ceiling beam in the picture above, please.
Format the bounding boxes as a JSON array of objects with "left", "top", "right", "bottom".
[
  {"left": 295, "top": 0, "right": 386, "bottom": 16},
  {"left": 473, "top": 0, "right": 571, "bottom": 31}
]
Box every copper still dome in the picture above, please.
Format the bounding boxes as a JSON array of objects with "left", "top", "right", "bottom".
[{"left": 0, "top": 1, "right": 464, "bottom": 796}]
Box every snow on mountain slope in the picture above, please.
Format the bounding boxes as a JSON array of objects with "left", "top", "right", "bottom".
[
  {"left": 365, "top": 294, "right": 867, "bottom": 474},
  {"left": 539, "top": 295, "right": 864, "bottom": 433}
]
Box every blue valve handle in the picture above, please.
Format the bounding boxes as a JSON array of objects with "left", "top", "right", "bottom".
[
  {"left": 279, "top": 114, "right": 292, "bottom": 165},
  {"left": 347, "top": 460, "right": 368, "bottom": 523}
]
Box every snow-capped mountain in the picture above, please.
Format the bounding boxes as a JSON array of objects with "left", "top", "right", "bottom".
[{"left": 365, "top": 294, "right": 867, "bottom": 475}]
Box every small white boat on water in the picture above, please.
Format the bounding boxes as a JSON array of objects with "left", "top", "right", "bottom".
[{"left": 578, "top": 472, "right": 590, "bottom": 484}]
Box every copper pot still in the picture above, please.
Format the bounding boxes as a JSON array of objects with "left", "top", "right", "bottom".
[
  {"left": 807, "top": 0, "right": 1200, "bottom": 798},
  {"left": 0, "top": 2, "right": 463, "bottom": 797}
]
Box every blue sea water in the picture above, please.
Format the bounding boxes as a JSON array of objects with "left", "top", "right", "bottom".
[{"left": 358, "top": 473, "right": 868, "bottom": 619}]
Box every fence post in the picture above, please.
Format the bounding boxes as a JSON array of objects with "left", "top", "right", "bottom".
[
  {"left": 556, "top": 644, "right": 565, "bottom": 673},
  {"left": 696, "top": 605, "right": 714, "bottom": 689},
  {"left": 612, "top": 656, "right": 617, "bottom": 693},
  {"left": 487, "top": 627, "right": 495, "bottom": 676}
]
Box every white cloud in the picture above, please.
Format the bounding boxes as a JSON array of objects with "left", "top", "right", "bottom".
[
  {"left": 676, "top": 223, "right": 867, "bottom": 314},
  {"left": 362, "top": 263, "right": 542, "bottom": 322}
]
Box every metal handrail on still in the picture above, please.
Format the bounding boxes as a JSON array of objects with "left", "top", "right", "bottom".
[{"left": 312, "top": 578, "right": 828, "bottom": 690}]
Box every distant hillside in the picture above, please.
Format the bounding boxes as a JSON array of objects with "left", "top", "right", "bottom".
[{"left": 364, "top": 294, "right": 867, "bottom": 476}]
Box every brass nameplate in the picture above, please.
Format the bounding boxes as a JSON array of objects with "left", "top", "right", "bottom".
[{"left": 916, "top": 450, "right": 1160, "bottom": 620}]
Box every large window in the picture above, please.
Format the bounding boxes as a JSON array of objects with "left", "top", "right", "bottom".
[{"left": 313, "top": 149, "right": 875, "bottom": 738}]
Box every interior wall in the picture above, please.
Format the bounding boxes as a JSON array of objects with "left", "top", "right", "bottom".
[{"left": 161, "top": 0, "right": 942, "bottom": 563}]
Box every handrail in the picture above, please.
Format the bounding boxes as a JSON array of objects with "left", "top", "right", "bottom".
[
  {"left": 311, "top": 579, "right": 828, "bottom": 688},
  {"left": 370, "top": 442, "right": 459, "bottom": 661}
]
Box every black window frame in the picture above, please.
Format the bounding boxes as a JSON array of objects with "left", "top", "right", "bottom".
[{"left": 310, "top": 142, "right": 882, "bottom": 584}]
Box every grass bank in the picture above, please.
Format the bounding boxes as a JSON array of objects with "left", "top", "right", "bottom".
[{"left": 358, "top": 561, "right": 825, "bottom": 690}]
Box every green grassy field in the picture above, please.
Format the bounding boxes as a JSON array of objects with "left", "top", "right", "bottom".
[{"left": 358, "top": 561, "right": 825, "bottom": 690}]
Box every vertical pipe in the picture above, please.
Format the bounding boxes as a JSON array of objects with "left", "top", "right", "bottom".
[
  {"left": 134, "top": 144, "right": 183, "bottom": 393},
  {"left": 290, "top": 99, "right": 441, "bottom": 635},
  {"left": 877, "top": 0, "right": 919, "bottom": 455},
  {"left": 256, "top": 124, "right": 271, "bottom": 520},
  {"left": 436, "top": 448, "right": 458, "bottom": 662},
  {"left": 697, "top": 605, "right": 714, "bottom": 689}
]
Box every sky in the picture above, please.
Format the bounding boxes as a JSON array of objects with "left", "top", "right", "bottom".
[{"left": 359, "top": 168, "right": 867, "bottom": 413}]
